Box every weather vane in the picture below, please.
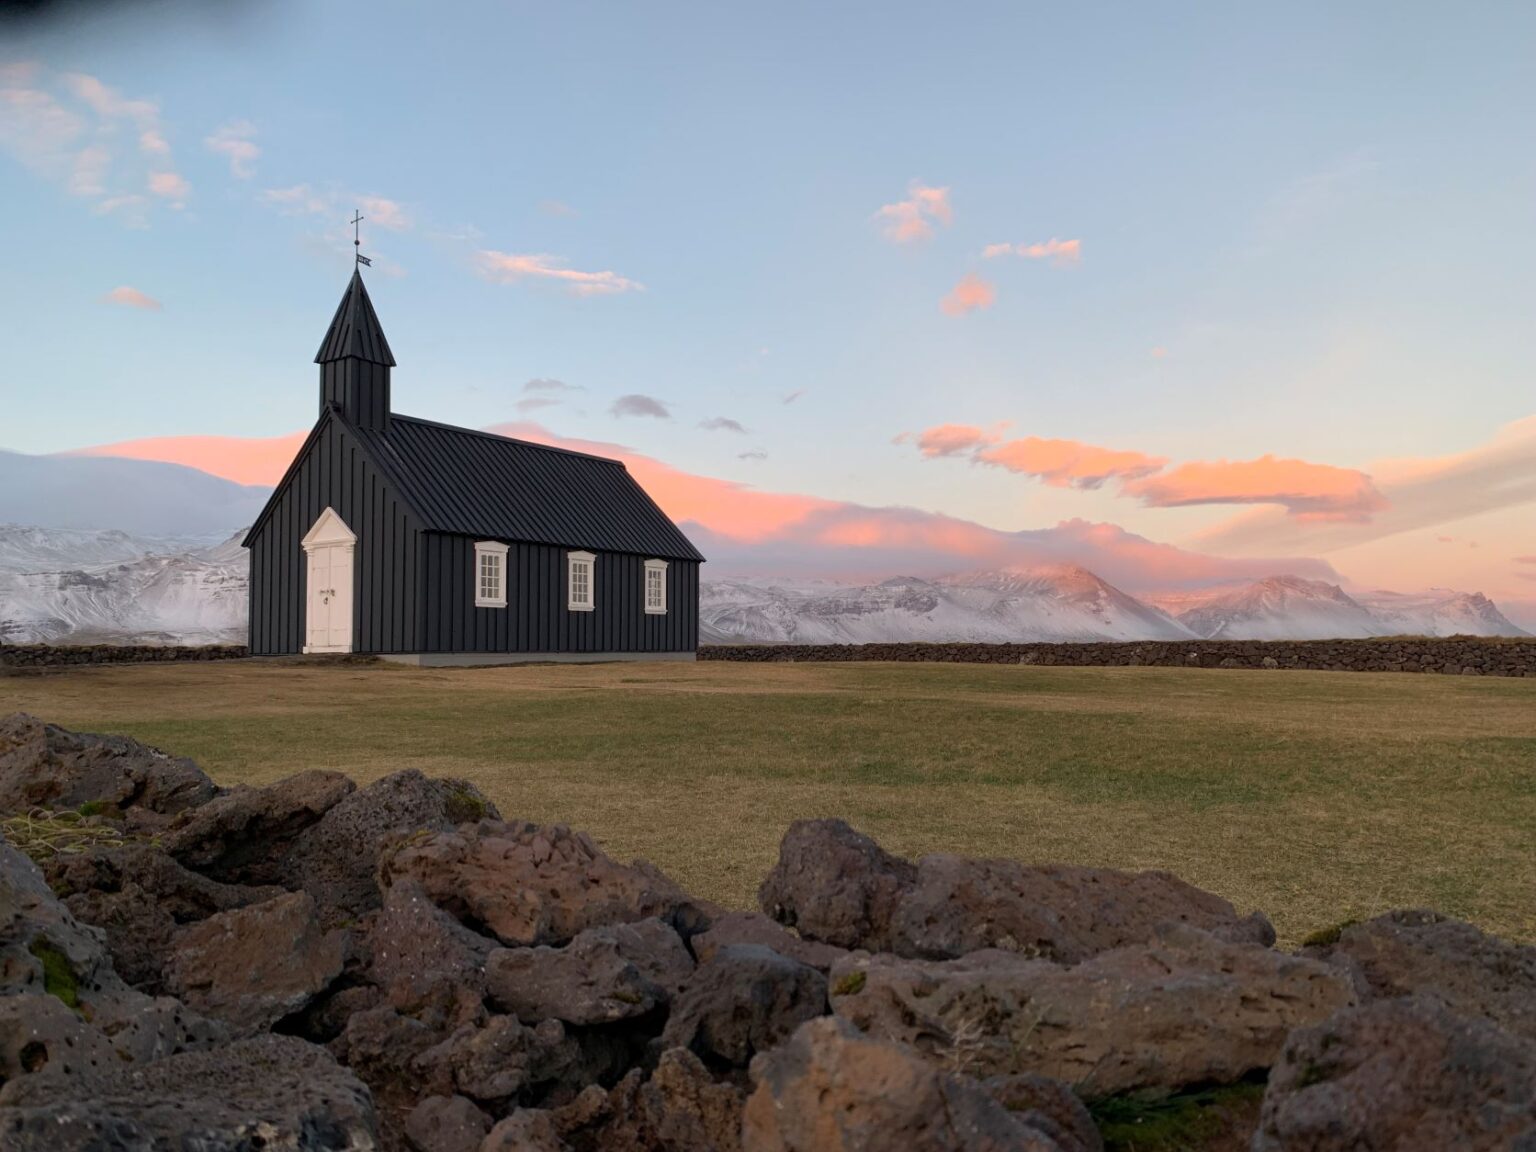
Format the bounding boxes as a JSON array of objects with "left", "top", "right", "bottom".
[{"left": 351, "top": 210, "right": 372, "bottom": 267}]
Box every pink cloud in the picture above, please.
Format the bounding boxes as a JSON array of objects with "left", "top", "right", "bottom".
[
  {"left": 1124, "top": 456, "right": 1389, "bottom": 521},
  {"left": 875, "top": 182, "right": 952, "bottom": 243},
  {"left": 475, "top": 250, "right": 643, "bottom": 296},
  {"left": 148, "top": 170, "right": 189, "bottom": 202},
  {"left": 360, "top": 195, "right": 410, "bottom": 231},
  {"left": 982, "top": 238, "right": 1082, "bottom": 266},
  {"left": 977, "top": 436, "right": 1168, "bottom": 490},
  {"left": 1516, "top": 556, "right": 1536, "bottom": 565},
  {"left": 940, "top": 273, "right": 996, "bottom": 316},
  {"left": 67, "top": 431, "right": 306, "bottom": 486},
  {"left": 102, "top": 286, "right": 161, "bottom": 310}
]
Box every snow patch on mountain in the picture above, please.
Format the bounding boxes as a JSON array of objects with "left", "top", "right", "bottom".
[
  {"left": 0, "top": 529, "right": 248, "bottom": 645},
  {"left": 701, "top": 566, "right": 1195, "bottom": 644}
]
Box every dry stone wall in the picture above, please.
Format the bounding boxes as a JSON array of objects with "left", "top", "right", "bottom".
[
  {"left": 700, "top": 638, "right": 1536, "bottom": 676},
  {"left": 0, "top": 642, "right": 249, "bottom": 668}
]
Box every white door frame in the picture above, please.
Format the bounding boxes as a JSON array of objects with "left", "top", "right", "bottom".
[{"left": 301, "top": 507, "right": 357, "bottom": 654}]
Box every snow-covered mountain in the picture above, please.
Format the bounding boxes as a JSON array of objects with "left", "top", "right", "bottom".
[
  {"left": 1352, "top": 588, "right": 1528, "bottom": 638},
  {"left": 0, "top": 530, "right": 248, "bottom": 645},
  {"left": 701, "top": 566, "right": 1195, "bottom": 644},
  {"left": 0, "top": 526, "right": 1526, "bottom": 645},
  {"left": 1150, "top": 576, "right": 1527, "bottom": 640}
]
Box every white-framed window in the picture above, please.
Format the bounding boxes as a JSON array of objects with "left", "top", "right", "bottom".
[
  {"left": 644, "top": 559, "right": 668, "bottom": 615},
  {"left": 474, "top": 540, "right": 509, "bottom": 608},
  {"left": 567, "top": 550, "right": 595, "bottom": 612}
]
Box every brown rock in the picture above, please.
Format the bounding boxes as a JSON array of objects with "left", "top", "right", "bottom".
[
  {"left": 691, "top": 911, "right": 849, "bottom": 974},
  {"left": 829, "top": 925, "right": 1355, "bottom": 1097},
  {"left": 370, "top": 879, "right": 493, "bottom": 1021},
  {"left": 0, "top": 1033, "right": 377, "bottom": 1151},
  {"left": 741, "top": 1016, "right": 1087, "bottom": 1151},
  {"left": 760, "top": 819, "right": 1272, "bottom": 962},
  {"left": 486, "top": 918, "right": 692, "bottom": 1026},
  {"left": 380, "top": 820, "right": 707, "bottom": 948},
  {"left": 484, "top": 1048, "right": 743, "bottom": 1152},
  {"left": 0, "top": 712, "right": 217, "bottom": 819},
  {"left": 288, "top": 768, "right": 502, "bottom": 924},
  {"left": 1303, "top": 908, "right": 1536, "bottom": 1041},
  {"left": 406, "top": 1094, "right": 492, "bottom": 1152},
  {"left": 45, "top": 843, "right": 283, "bottom": 991},
  {"left": 1, "top": 837, "right": 224, "bottom": 1069},
  {"left": 416, "top": 1014, "right": 584, "bottom": 1110},
  {"left": 662, "top": 944, "right": 828, "bottom": 1070},
  {"left": 981, "top": 1075, "right": 1102, "bottom": 1152},
  {"left": 162, "top": 768, "right": 355, "bottom": 885},
  {"left": 1255, "top": 997, "right": 1536, "bottom": 1151},
  {"left": 164, "top": 890, "right": 346, "bottom": 1032}
]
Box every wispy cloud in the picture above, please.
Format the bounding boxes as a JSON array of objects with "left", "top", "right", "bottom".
[
  {"left": 260, "top": 183, "right": 332, "bottom": 216},
  {"left": 515, "top": 396, "right": 561, "bottom": 413},
  {"left": 1516, "top": 556, "right": 1536, "bottom": 565},
  {"left": 738, "top": 449, "right": 768, "bottom": 461},
  {"left": 204, "top": 120, "right": 258, "bottom": 178},
  {"left": 0, "top": 65, "right": 188, "bottom": 223},
  {"left": 782, "top": 389, "right": 807, "bottom": 405},
  {"left": 102, "top": 286, "right": 161, "bottom": 310},
  {"left": 940, "top": 273, "right": 996, "bottom": 316},
  {"left": 981, "top": 238, "right": 1082, "bottom": 266},
  {"left": 476, "top": 250, "right": 643, "bottom": 296},
  {"left": 611, "top": 393, "right": 670, "bottom": 419},
  {"left": 700, "top": 417, "right": 747, "bottom": 434},
  {"left": 360, "top": 195, "right": 410, "bottom": 231},
  {"left": 875, "top": 181, "right": 953, "bottom": 243},
  {"left": 539, "top": 199, "right": 577, "bottom": 217},
  {"left": 523, "top": 377, "right": 581, "bottom": 393}
]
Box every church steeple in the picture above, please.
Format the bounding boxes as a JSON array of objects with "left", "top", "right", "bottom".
[{"left": 316, "top": 268, "right": 395, "bottom": 432}]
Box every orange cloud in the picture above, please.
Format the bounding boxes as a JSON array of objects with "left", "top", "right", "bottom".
[
  {"left": 977, "top": 436, "right": 1168, "bottom": 490},
  {"left": 875, "top": 182, "right": 952, "bottom": 243},
  {"left": 1124, "top": 456, "right": 1388, "bottom": 521},
  {"left": 940, "top": 273, "right": 996, "bottom": 316},
  {"left": 67, "top": 431, "right": 306, "bottom": 487},
  {"left": 916, "top": 424, "right": 991, "bottom": 457}
]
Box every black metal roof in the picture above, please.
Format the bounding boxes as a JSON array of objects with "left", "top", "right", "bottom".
[
  {"left": 315, "top": 269, "right": 396, "bottom": 366},
  {"left": 353, "top": 415, "right": 704, "bottom": 562}
]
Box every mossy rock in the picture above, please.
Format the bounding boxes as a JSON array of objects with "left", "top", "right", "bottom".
[{"left": 28, "top": 938, "right": 80, "bottom": 1011}]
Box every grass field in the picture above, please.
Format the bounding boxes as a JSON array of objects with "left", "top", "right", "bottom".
[{"left": 3, "top": 659, "right": 1533, "bottom": 947}]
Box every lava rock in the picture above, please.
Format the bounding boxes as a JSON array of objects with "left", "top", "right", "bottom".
[
  {"left": 662, "top": 944, "right": 828, "bottom": 1070},
  {"left": 0, "top": 711, "right": 217, "bottom": 819},
  {"left": 691, "top": 911, "right": 849, "bottom": 974},
  {"left": 164, "top": 889, "right": 346, "bottom": 1033},
  {"left": 287, "top": 768, "right": 502, "bottom": 924},
  {"left": 741, "top": 1016, "right": 1093, "bottom": 1151},
  {"left": 829, "top": 924, "right": 1355, "bottom": 1097},
  {"left": 379, "top": 820, "right": 708, "bottom": 948},
  {"left": 162, "top": 768, "right": 355, "bottom": 886},
  {"left": 760, "top": 819, "right": 1273, "bottom": 962},
  {"left": 1302, "top": 908, "right": 1536, "bottom": 1041},
  {"left": 1255, "top": 997, "right": 1536, "bottom": 1151}
]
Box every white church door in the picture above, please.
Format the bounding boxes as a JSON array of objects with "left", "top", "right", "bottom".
[{"left": 300, "top": 507, "right": 357, "bottom": 654}]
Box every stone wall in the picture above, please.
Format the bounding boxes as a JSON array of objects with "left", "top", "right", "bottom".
[
  {"left": 0, "top": 643, "right": 250, "bottom": 668},
  {"left": 700, "top": 638, "right": 1536, "bottom": 676}
]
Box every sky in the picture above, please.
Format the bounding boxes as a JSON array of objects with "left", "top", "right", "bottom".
[{"left": 2, "top": 1, "right": 1534, "bottom": 615}]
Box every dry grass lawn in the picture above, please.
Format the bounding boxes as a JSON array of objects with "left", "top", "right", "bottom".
[{"left": 3, "top": 658, "right": 1533, "bottom": 947}]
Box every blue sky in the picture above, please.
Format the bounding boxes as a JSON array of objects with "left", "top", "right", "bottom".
[{"left": 2, "top": 1, "right": 1534, "bottom": 601}]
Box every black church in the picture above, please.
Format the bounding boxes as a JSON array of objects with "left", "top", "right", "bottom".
[{"left": 242, "top": 270, "right": 703, "bottom": 663}]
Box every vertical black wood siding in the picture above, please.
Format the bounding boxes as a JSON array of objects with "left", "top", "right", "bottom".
[
  {"left": 246, "top": 418, "right": 421, "bottom": 655},
  {"left": 418, "top": 535, "right": 699, "bottom": 654}
]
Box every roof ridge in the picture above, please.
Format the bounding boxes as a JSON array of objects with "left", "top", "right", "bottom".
[{"left": 388, "top": 414, "right": 625, "bottom": 466}]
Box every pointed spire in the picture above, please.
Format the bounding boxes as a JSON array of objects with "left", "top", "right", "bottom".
[{"left": 315, "top": 268, "right": 396, "bottom": 367}]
